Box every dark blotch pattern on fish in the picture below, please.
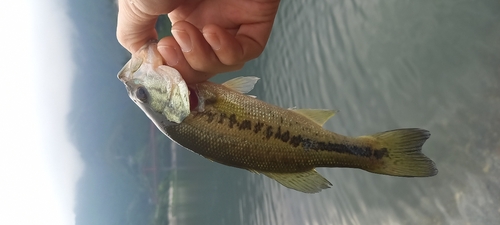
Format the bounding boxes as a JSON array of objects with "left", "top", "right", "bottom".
[
  {"left": 218, "top": 113, "right": 227, "bottom": 124},
  {"left": 281, "top": 131, "right": 290, "bottom": 142},
  {"left": 265, "top": 126, "right": 273, "bottom": 139},
  {"left": 197, "top": 110, "right": 387, "bottom": 159},
  {"left": 300, "top": 138, "right": 388, "bottom": 159},
  {"left": 229, "top": 114, "right": 238, "bottom": 128},
  {"left": 289, "top": 135, "right": 303, "bottom": 147},
  {"left": 204, "top": 97, "right": 217, "bottom": 106},
  {"left": 239, "top": 120, "right": 252, "bottom": 130},
  {"left": 254, "top": 122, "right": 264, "bottom": 134},
  {"left": 206, "top": 112, "right": 216, "bottom": 123},
  {"left": 274, "top": 126, "right": 282, "bottom": 139},
  {"left": 373, "top": 148, "right": 388, "bottom": 159}
]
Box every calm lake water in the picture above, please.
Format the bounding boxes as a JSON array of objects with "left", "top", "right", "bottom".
[
  {"left": 71, "top": 0, "right": 500, "bottom": 224},
  {"left": 158, "top": 1, "right": 500, "bottom": 224}
]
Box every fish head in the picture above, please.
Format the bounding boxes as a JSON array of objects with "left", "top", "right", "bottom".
[{"left": 117, "top": 42, "right": 190, "bottom": 126}]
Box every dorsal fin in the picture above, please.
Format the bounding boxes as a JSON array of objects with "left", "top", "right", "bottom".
[
  {"left": 222, "top": 76, "right": 260, "bottom": 94},
  {"left": 291, "top": 109, "right": 337, "bottom": 126}
]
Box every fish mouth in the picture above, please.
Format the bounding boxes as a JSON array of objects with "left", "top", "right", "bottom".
[
  {"left": 140, "top": 40, "right": 163, "bottom": 66},
  {"left": 117, "top": 40, "right": 162, "bottom": 83},
  {"left": 117, "top": 61, "right": 132, "bottom": 83},
  {"left": 117, "top": 40, "right": 191, "bottom": 124}
]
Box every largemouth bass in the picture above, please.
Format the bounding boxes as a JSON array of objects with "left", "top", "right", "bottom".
[{"left": 118, "top": 42, "right": 437, "bottom": 193}]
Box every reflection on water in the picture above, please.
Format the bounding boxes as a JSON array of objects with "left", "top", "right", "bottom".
[{"left": 70, "top": 0, "right": 500, "bottom": 224}]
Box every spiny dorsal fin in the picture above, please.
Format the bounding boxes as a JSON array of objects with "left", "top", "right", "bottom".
[
  {"left": 291, "top": 109, "right": 337, "bottom": 126},
  {"left": 261, "top": 169, "right": 332, "bottom": 193},
  {"left": 222, "top": 76, "right": 260, "bottom": 94}
]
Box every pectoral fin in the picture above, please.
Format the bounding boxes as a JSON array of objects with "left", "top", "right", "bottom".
[
  {"left": 291, "top": 109, "right": 337, "bottom": 126},
  {"left": 261, "top": 169, "right": 332, "bottom": 193},
  {"left": 222, "top": 76, "right": 260, "bottom": 94}
]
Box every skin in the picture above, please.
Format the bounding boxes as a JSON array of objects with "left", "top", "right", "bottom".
[{"left": 117, "top": 0, "right": 281, "bottom": 84}]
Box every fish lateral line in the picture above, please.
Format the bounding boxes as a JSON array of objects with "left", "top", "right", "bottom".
[{"left": 194, "top": 109, "right": 387, "bottom": 159}]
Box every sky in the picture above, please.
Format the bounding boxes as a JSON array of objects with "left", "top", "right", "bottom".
[{"left": 0, "top": 0, "right": 84, "bottom": 224}]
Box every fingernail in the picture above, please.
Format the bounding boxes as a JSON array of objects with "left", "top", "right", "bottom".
[
  {"left": 171, "top": 30, "right": 192, "bottom": 52},
  {"left": 203, "top": 32, "right": 221, "bottom": 50},
  {"left": 158, "top": 46, "right": 179, "bottom": 66}
]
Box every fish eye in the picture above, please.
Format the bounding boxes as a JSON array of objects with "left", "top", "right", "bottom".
[{"left": 135, "top": 86, "right": 148, "bottom": 103}]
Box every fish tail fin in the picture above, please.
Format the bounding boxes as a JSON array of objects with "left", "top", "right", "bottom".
[{"left": 361, "top": 128, "right": 438, "bottom": 177}]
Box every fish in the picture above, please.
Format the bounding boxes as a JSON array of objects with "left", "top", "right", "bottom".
[{"left": 118, "top": 42, "right": 438, "bottom": 193}]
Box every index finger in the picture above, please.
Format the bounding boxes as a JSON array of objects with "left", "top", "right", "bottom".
[{"left": 116, "top": 0, "right": 182, "bottom": 53}]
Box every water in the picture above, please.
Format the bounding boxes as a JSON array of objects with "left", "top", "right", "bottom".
[{"left": 70, "top": 0, "right": 500, "bottom": 224}]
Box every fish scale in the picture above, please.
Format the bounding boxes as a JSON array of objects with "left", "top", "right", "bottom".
[
  {"left": 118, "top": 42, "right": 438, "bottom": 193},
  {"left": 164, "top": 82, "right": 388, "bottom": 173}
]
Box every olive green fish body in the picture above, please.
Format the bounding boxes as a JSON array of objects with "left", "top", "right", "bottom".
[
  {"left": 165, "top": 82, "right": 382, "bottom": 174},
  {"left": 118, "top": 43, "right": 438, "bottom": 193}
]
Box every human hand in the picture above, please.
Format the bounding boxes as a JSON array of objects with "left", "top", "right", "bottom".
[{"left": 117, "top": 0, "right": 280, "bottom": 84}]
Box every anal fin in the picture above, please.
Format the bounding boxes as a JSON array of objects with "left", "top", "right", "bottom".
[{"left": 261, "top": 169, "right": 332, "bottom": 193}]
